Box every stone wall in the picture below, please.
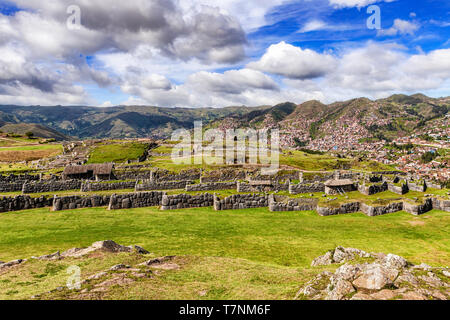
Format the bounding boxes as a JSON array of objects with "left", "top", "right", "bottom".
[
  {"left": 22, "top": 180, "right": 82, "bottom": 194},
  {"left": 360, "top": 202, "right": 403, "bottom": 217},
  {"left": 403, "top": 199, "right": 433, "bottom": 215},
  {"left": 268, "top": 195, "right": 318, "bottom": 212},
  {"left": 81, "top": 181, "right": 136, "bottom": 192},
  {"left": 200, "top": 169, "right": 246, "bottom": 183},
  {"left": 214, "top": 194, "right": 268, "bottom": 211},
  {"left": 251, "top": 171, "right": 300, "bottom": 182},
  {"left": 161, "top": 193, "right": 214, "bottom": 210},
  {"left": 316, "top": 202, "right": 360, "bottom": 216},
  {"left": 115, "top": 170, "right": 152, "bottom": 180},
  {"left": 0, "top": 195, "right": 52, "bottom": 213},
  {"left": 115, "top": 169, "right": 201, "bottom": 181},
  {"left": 358, "top": 182, "right": 388, "bottom": 195},
  {"left": 108, "top": 192, "right": 165, "bottom": 210},
  {"left": 426, "top": 181, "right": 443, "bottom": 190},
  {"left": 289, "top": 182, "right": 325, "bottom": 195},
  {"left": 52, "top": 195, "right": 111, "bottom": 211},
  {"left": 335, "top": 171, "right": 361, "bottom": 180},
  {"left": 0, "top": 174, "right": 40, "bottom": 183},
  {"left": 407, "top": 182, "right": 427, "bottom": 193},
  {"left": 368, "top": 175, "right": 384, "bottom": 183},
  {"left": 0, "top": 182, "right": 24, "bottom": 193},
  {"left": 302, "top": 172, "right": 334, "bottom": 183},
  {"left": 432, "top": 198, "right": 450, "bottom": 212},
  {"left": 388, "top": 183, "right": 409, "bottom": 195},
  {"left": 237, "top": 181, "right": 289, "bottom": 193},
  {"left": 186, "top": 182, "right": 237, "bottom": 192},
  {"left": 136, "top": 180, "right": 193, "bottom": 191}
]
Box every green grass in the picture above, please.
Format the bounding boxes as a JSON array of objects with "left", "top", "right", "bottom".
[
  {"left": 0, "top": 206, "right": 448, "bottom": 300},
  {"left": 0, "top": 207, "right": 448, "bottom": 266},
  {"left": 87, "top": 142, "right": 148, "bottom": 164}
]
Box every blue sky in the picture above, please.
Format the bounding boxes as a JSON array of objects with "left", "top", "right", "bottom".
[{"left": 0, "top": 0, "right": 449, "bottom": 107}]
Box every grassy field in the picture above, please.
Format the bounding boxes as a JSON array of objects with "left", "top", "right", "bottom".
[
  {"left": 87, "top": 142, "right": 148, "bottom": 164},
  {"left": 0, "top": 206, "right": 448, "bottom": 299}
]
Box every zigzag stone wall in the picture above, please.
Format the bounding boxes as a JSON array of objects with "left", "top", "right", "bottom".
[
  {"left": 0, "top": 174, "right": 40, "bottom": 183},
  {"left": 108, "top": 192, "right": 165, "bottom": 210},
  {"left": 161, "top": 193, "right": 214, "bottom": 210},
  {"left": 388, "top": 183, "right": 409, "bottom": 195},
  {"left": 52, "top": 195, "right": 111, "bottom": 211},
  {"left": 237, "top": 182, "right": 289, "bottom": 193},
  {"left": 186, "top": 182, "right": 237, "bottom": 192},
  {"left": 403, "top": 199, "right": 434, "bottom": 215},
  {"left": 80, "top": 181, "right": 136, "bottom": 192},
  {"left": 316, "top": 202, "right": 361, "bottom": 216},
  {"left": 214, "top": 194, "right": 268, "bottom": 211},
  {"left": 0, "top": 195, "right": 52, "bottom": 213},
  {"left": 432, "top": 198, "right": 450, "bottom": 212},
  {"left": 358, "top": 182, "right": 388, "bottom": 196},
  {"left": 407, "top": 182, "right": 427, "bottom": 193},
  {"left": 289, "top": 182, "right": 325, "bottom": 195},
  {"left": 360, "top": 202, "right": 404, "bottom": 217},
  {"left": 22, "top": 180, "right": 82, "bottom": 194},
  {"left": 0, "top": 182, "right": 23, "bottom": 193},
  {"left": 136, "top": 180, "right": 193, "bottom": 191},
  {"left": 268, "top": 195, "right": 318, "bottom": 212}
]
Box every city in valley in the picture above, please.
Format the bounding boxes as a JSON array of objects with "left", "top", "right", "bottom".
[{"left": 0, "top": 0, "right": 448, "bottom": 306}]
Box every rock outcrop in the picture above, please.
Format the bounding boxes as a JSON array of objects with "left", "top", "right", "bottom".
[
  {"left": 61, "top": 240, "right": 149, "bottom": 258},
  {"left": 300, "top": 247, "right": 449, "bottom": 300}
]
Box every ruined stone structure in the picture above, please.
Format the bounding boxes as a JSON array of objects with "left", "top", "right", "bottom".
[
  {"left": 358, "top": 182, "right": 388, "bottom": 195},
  {"left": 324, "top": 179, "right": 357, "bottom": 195},
  {"left": 269, "top": 195, "right": 318, "bottom": 212},
  {"left": 403, "top": 199, "right": 434, "bottom": 216},
  {"left": 316, "top": 202, "right": 361, "bottom": 216},
  {"left": 63, "top": 164, "right": 115, "bottom": 181},
  {"left": 407, "top": 181, "right": 427, "bottom": 193},
  {"left": 360, "top": 202, "right": 404, "bottom": 217},
  {"left": 388, "top": 183, "right": 409, "bottom": 195}
]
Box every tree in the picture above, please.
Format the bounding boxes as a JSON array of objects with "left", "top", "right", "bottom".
[{"left": 25, "top": 131, "right": 34, "bottom": 139}]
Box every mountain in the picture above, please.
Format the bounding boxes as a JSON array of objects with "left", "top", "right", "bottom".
[
  {"left": 0, "top": 94, "right": 448, "bottom": 142},
  {"left": 0, "top": 105, "right": 271, "bottom": 139},
  {"left": 0, "top": 123, "right": 71, "bottom": 141}
]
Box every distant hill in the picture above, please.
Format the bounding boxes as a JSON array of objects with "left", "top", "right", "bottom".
[
  {"left": 0, "top": 105, "right": 271, "bottom": 139},
  {"left": 0, "top": 123, "right": 71, "bottom": 141},
  {"left": 0, "top": 94, "right": 448, "bottom": 141}
]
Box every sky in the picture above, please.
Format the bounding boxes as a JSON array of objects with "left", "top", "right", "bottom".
[{"left": 0, "top": 0, "right": 449, "bottom": 108}]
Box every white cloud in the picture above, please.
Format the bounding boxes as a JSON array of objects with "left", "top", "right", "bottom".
[
  {"left": 299, "top": 20, "right": 327, "bottom": 33},
  {"left": 186, "top": 69, "right": 279, "bottom": 94},
  {"left": 329, "top": 0, "right": 396, "bottom": 8},
  {"left": 247, "top": 41, "right": 337, "bottom": 79},
  {"left": 378, "top": 19, "right": 420, "bottom": 36}
]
